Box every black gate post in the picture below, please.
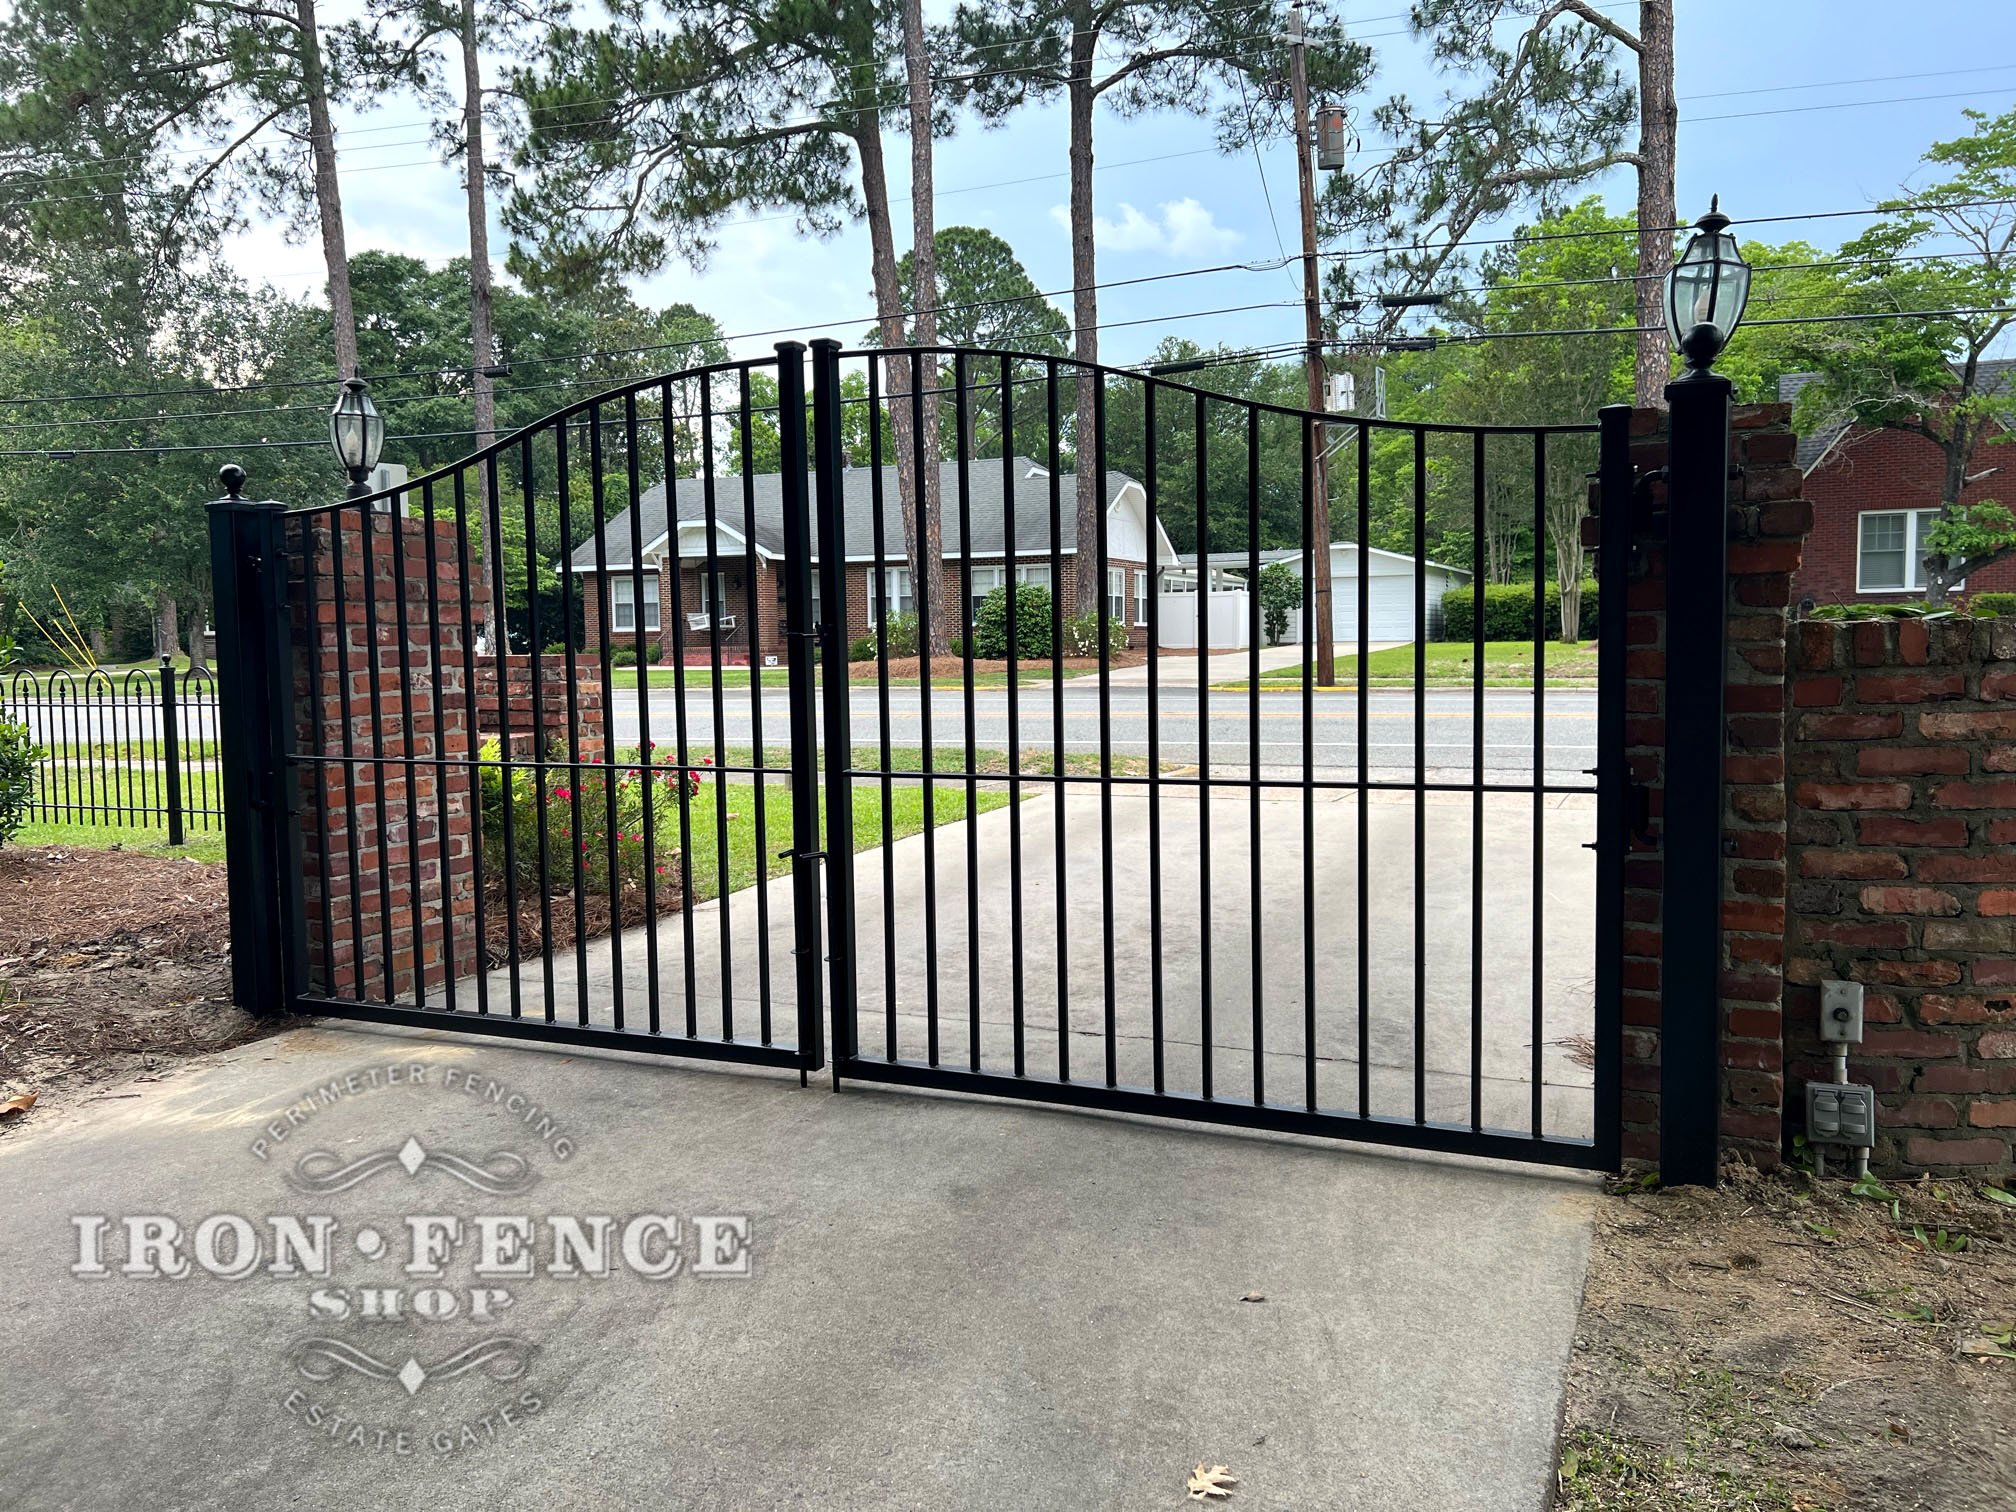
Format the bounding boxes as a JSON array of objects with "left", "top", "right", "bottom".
[
  {"left": 207, "top": 464, "right": 307, "bottom": 1015},
  {"left": 159, "top": 653, "right": 184, "bottom": 847},
  {"left": 809, "top": 338, "right": 861, "bottom": 1075},
  {"left": 776, "top": 344, "right": 828, "bottom": 1074},
  {"left": 1661, "top": 376, "right": 1734, "bottom": 1186},
  {"left": 1593, "top": 405, "right": 1633, "bottom": 1172}
]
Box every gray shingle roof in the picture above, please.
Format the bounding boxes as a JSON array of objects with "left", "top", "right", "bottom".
[
  {"left": 568, "top": 457, "right": 1137, "bottom": 571},
  {"left": 1779, "top": 359, "right": 2016, "bottom": 472}
]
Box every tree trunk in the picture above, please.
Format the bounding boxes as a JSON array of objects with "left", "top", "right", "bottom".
[
  {"left": 902, "top": 0, "right": 946, "bottom": 656},
  {"left": 154, "top": 590, "right": 179, "bottom": 662},
  {"left": 1632, "top": 0, "right": 1676, "bottom": 407},
  {"left": 1067, "top": 42, "right": 1100, "bottom": 620},
  {"left": 460, "top": 0, "right": 501, "bottom": 653},
  {"left": 857, "top": 114, "right": 947, "bottom": 656},
  {"left": 294, "top": 0, "right": 359, "bottom": 381},
  {"left": 186, "top": 594, "right": 211, "bottom": 673}
]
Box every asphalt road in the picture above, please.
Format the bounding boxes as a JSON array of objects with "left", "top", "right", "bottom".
[
  {"left": 609, "top": 683, "right": 1601, "bottom": 786},
  {"left": 17, "top": 681, "right": 1600, "bottom": 787}
]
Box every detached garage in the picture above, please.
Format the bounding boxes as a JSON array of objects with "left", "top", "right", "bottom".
[{"left": 1191, "top": 545, "right": 1473, "bottom": 644}]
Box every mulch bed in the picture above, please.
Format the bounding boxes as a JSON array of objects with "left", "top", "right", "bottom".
[
  {"left": 480, "top": 874, "right": 686, "bottom": 962},
  {"left": 1557, "top": 1161, "right": 2016, "bottom": 1511},
  {"left": 0, "top": 846, "right": 274, "bottom": 1129}
]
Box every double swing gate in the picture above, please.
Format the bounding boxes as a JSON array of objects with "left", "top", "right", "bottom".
[{"left": 212, "top": 339, "right": 1626, "bottom": 1169}]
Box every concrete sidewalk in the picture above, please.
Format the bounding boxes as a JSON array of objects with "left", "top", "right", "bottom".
[{"left": 0, "top": 1028, "right": 1594, "bottom": 1510}]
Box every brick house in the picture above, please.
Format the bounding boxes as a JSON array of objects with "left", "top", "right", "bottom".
[
  {"left": 570, "top": 457, "right": 1180, "bottom": 663},
  {"left": 1782, "top": 363, "right": 2016, "bottom": 607}
]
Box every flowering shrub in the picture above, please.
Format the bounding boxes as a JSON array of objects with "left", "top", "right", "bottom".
[{"left": 479, "top": 738, "right": 694, "bottom": 897}]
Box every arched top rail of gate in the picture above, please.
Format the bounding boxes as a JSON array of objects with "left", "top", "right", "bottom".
[{"left": 273, "top": 340, "right": 1601, "bottom": 520}]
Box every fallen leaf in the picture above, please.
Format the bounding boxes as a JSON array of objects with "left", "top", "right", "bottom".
[
  {"left": 1187, "top": 1464, "right": 1237, "bottom": 1501},
  {"left": 1239, "top": 1292, "right": 1266, "bottom": 1303},
  {"left": 0, "top": 1092, "right": 37, "bottom": 1117}
]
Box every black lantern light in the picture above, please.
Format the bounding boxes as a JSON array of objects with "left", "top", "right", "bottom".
[
  {"left": 329, "top": 376, "right": 385, "bottom": 496},
  {"left": 1665, "top": 196, "right": 1751, "bottom": 379}
]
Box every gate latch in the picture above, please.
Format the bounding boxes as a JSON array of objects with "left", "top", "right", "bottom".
[{"left": 777, "top": 848, "right": 826, "bottom": 863}]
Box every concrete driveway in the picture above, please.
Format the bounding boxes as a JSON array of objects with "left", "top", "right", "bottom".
[
  {"left": 0, "top": 1028, "right": 1594, "bottom": 1510},
  {"left": 510, "top": 784, "right": 1598, "bottom": 1141}
]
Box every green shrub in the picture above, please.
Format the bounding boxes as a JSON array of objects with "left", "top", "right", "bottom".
[
  {"left": 848, "top": 635, "right": 877, "bottom": 662},
  {"left": 609, "top": 647, "right": 637, "bottom": 667},
  {"left": 882, "top": 612, "right": 920, "bottom": 659},
  {"left": 0, "top": 710, "right": 36, "bottom": 848},
  {"left": 1063, "top": 612, "right": 1129, "bottom": 656},
  {"left": 972, "top": 582, "right": 1056, "bottom": 660},
  {"left": 479, "top": 738, "right": 695, "bottom": 897},
  {"left": 541, "top": 640, "right": 569, "bottom": 657},
  {"left": 1441, "top": 580, "right": 1600, "bottom": 642},
  {"left": 1966, "top": 592, "right": 2015, "bottom": 618},
  {"left": 1256, "top": 561, "right": 1302, "bottom": 646}
]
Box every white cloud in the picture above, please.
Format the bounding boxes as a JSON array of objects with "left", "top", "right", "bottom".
[{"left": 1047, "top": 197, "right": 1243, "bottom": 259}]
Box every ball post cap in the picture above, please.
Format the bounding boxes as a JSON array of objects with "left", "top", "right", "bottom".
[{"left": 219, "top": 463, "right": 247, "bottom": 499}]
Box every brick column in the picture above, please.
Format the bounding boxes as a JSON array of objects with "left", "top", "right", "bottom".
[
  {"left": 1597, "top": 401, "right": 1813, "bottom": 1167},
  {"left": 288, "top": 511, "right": 478, "bottom": 1002}
]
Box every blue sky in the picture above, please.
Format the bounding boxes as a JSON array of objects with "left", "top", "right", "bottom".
[{"left": 233, "top": 0, "right": 2016, "bottom": 366}]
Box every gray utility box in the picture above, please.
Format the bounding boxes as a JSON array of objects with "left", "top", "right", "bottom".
[{"left": 1807, "top": 1082, "right": 1877, "bottom": 1149}]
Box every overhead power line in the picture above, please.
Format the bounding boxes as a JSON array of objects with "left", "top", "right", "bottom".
[
  {"left": 5, "top": 305, "right": 2012, "bottom": 462},
  {"left": 5, "top": 195, "right": 2010, "bottom": 413}
]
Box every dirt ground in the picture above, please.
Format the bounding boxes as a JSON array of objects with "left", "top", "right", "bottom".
[
  {"left": 0, "top": 845, "right": 274, "bottom": 1130},
  {"left": 1558, "top": 1162, "right": 2016, "bottom": 1511}
]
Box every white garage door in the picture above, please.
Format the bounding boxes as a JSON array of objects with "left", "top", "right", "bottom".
[
  {"left": 1284, "top": 561, "right": 1443, "bottom": 644},
  {"left": 1341, "top": 575, "right": 1420, "bottom": 642}
]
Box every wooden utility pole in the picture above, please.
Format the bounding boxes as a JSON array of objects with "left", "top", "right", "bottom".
[{"left": 1288, "top": 2, "right": 1335, "bottom": 684}]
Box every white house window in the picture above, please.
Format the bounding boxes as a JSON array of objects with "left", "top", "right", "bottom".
[
  {"left": 1015, "top": 563, "right": 1052, "bottom": 591},
  {"left": 1108, "top": 567, "right": 1127, "bottom": 622},
  {"left": 611, "top": 575, "right": 660, "bottom": 632},
  {"left": 1857, "top": 509, "right": 1951, "bottom": 593},
  {"left": 1135, "top": 570, "right": 1149, "bottom": 626},
  {"left": 871, "top": 567, "right": 913, "bottom": 622},
  {"left": 968, "top": 564, "right": 1006, "bottom": 620}
]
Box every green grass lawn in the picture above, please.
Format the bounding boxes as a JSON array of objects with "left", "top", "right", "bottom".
[
  {"left": 615, "top": 661, "right": 1116, "bottom": 691},
  {"left": 1222, "top": 640, "right": 1599, "bottom": 690},
  {"left": 679, "top": 775, "right": 1009, "bottom": 904},
  {"left": 10, "top": 821, "right": 226, "bottom": 862},
  {"left": 693, "top": 745, "right": 1150, "bottom": 779}
]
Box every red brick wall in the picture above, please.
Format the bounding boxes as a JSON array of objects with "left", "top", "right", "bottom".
[
  {"left": 1793, "top": 424, "right": 2016, "bottom": 605},
  {"left": 1604, "top": 401, "right": 1812, "bottom": 1169},
  {"left": 288, "top": 512, "right": 478, "bottom": 1004},
  {"left": 1785, "top": 616, "right": 2016, "bottom": 1172},
  {"left": 471, "top": 656, "right": 604, "bottom": 764}
]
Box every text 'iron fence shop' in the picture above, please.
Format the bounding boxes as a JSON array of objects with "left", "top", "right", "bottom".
[
  {"left": 5, "top": 658, "right": 220, "bottom": 845},
  {"left": 211, "top": 339, "right": 1626, "bottom": 1170}
]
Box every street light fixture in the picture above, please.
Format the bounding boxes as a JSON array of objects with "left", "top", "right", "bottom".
[
  {"left": 1665, "top": 196, "right": 1751, "bottom": 379},
  {"left": 329, "top": 376, "right": 385, "bottom": 498}
]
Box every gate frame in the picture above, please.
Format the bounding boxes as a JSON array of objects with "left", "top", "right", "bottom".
[{"left": 806, "top": 345, "right": 1632, "bottom": 1172}]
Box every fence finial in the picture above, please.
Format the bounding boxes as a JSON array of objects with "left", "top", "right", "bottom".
[{"left": 219, "top": 463, "right": 246, "bottom": 500}]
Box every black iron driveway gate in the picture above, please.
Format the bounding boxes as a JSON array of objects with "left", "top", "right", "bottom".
[{"left": 213, "top": 341, "right": 1626, "bottom": 1169}]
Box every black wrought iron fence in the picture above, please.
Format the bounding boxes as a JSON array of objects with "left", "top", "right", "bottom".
[{"left": 3, "top": 657, "right": 220, "bottom": 843}]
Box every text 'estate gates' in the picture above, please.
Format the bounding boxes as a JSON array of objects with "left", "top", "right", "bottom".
[{"left": 210, "top": 339, "right": 1627, "bottom": 1169}]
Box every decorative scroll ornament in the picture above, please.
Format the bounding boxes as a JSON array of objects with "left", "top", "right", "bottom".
[
  {"left": 286, "top": 1136, "right": 534, "bottom": 1195},
  {"left": 290, "top": 1336, "right": 538, "bottom": 1397}
]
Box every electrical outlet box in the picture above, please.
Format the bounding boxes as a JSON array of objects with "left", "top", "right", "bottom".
[
  {"left": 1807, "top": 1081, "right": 1877, "bottom": 1148},
  {"left": 1820, "top": 980, "right": 1866, "bottom": 1044}
]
